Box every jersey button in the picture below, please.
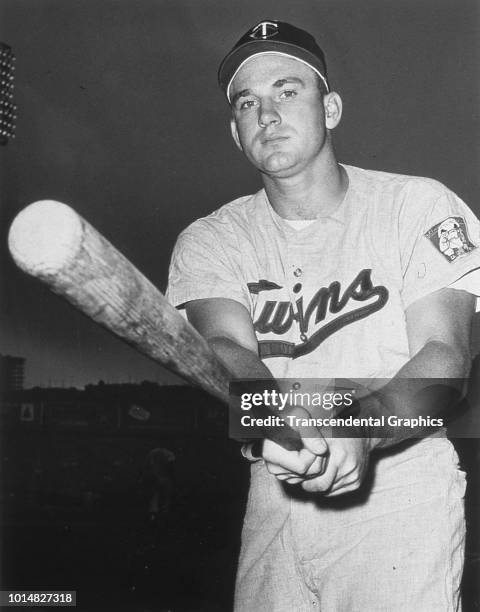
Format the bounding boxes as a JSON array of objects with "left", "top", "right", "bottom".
[
  {"left": 292, "top": 382, "right": 301, "bottom": 390},
  {"left": 293, "top": 267, "right": 302, "bottom": 277}
]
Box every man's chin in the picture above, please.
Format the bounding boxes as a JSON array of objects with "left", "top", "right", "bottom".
[{"left": 260, "top": 152, "right": 297, "bottom": 176}]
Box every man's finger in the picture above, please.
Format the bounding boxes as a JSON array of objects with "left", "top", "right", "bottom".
[
  {"left": 284, "top": 476, "right": 305, "bottom": 485},
  {"left": 268, "top": 455, "right": 327, "bottom": 481},
  {"left": 283, "top": 406, "right": 328, "bottom": 455},
  {"left": 263, "top": 440, "right": 319, "bottom": 475},
  {"left": 302, "top": 455, "right": 328, "bottom": 479},
  {"left": 324, "top": 481, "right": 362, "bottom": 497},
  {"left": 301, "top": 458, "right": 338, "bottom": 493},
  {"left": 302, "top": 435, "right": 328, "bottom": 456}
]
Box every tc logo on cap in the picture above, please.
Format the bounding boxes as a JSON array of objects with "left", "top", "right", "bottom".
[{"left": 249, "top": 21, "right": 279, "bottom": 40}]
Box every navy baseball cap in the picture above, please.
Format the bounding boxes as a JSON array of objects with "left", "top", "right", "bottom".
[{"left": 218, "top": 19, "right": 329, "bottom": 102}]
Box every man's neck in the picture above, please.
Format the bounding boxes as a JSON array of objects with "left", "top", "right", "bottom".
[{"left": 262, "top": 156, "right": 348, "bottom": 220}]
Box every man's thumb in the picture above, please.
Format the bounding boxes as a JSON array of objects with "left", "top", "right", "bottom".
[{"left": 303, "top": 436, "right": 328, "bottom": 455}]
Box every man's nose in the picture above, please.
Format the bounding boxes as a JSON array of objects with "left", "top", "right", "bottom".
[{"left": 258, "top": 99, "right": 281, "bottom": 128}]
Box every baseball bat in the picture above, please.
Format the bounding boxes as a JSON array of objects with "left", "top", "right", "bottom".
[{"left": 8, "top": 200, "right": 302, "bottom": 451}]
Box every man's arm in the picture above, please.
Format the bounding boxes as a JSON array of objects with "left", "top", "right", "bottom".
[
  {"left": 187, "top": 289, "right": 474, "bottom": 496},
  {"left": 186, "top": 297, "right": 269, "bottom": 378},
  {"left": 368, "top": 286, "right": 474, "bottom": 447},
  {"left": 186, "top": 297, "right": 328, "bottom": 472},
  {"left": 405, "top": 288, "right": 472, "bottom": 378},
  {"left": 299, "top": 287, "right": 475, "bottom": 495}
]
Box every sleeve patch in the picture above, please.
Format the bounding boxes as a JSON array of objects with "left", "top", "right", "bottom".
[{"left": 424, "top": 216, "right": 476, "bottom": 263}]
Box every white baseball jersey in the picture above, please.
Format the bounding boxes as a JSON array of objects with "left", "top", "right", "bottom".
[{"left": 167, "top": 164, "right": 480, "bottom": 382}]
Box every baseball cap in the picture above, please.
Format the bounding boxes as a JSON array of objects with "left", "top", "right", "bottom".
[{"left": 218, "top": 19, "right": 329, "bottom": 102}]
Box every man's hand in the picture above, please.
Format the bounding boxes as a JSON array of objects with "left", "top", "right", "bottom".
[
  {"left": 262, "top": 402, "right": 330, "bottom": 483},
  {"left": 262, "top": 390, "right": 372, "bottom": 494},
  {"left": 262, "top": 436, "right": 328, "bottom": 484},
  {"left": 300, "top": 437, "right": 372, "bottom": 496},
  {"left": 263, "top": 436, "right": 372, "bottom": 496}
]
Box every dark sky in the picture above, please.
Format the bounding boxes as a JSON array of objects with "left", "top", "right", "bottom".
[{"left": 1, "top": 0, "right": 479, "bottom": 388}]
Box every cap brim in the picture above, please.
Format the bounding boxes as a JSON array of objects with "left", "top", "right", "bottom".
[{"left": 218, "top": 39, "right": 328, "bottom": 98}]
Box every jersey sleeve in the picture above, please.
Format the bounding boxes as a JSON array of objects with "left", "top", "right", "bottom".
[
  {"left": 166, "top": 221, "right": 251, "bottom": 310},
  {"left": 400, "top": 184, "right": 480, "bottom": 309}
]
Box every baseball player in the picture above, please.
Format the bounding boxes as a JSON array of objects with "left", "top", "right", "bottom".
[{"left": 167, "top": 20, "right": 480, "bottom": 611}]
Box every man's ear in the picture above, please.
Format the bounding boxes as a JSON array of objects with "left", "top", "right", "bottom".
[
  {"left": 323, "top": 92, "right": 343, "bottom": 130},
  {"left": 230, "top": 117, "right": 243, "bottom": 151}
]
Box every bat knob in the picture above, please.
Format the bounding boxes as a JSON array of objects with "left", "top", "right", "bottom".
[{"left": 8, "top": 200, "right": 84, "bottom": 275}]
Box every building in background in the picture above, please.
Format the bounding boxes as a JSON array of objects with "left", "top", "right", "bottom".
[{"left": 0, "top": 354, "right": 25, "bottom": 391}]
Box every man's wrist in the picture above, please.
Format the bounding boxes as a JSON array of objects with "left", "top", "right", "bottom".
[{"left": 356, "top": 382, "right": 455, "bottom": 449}]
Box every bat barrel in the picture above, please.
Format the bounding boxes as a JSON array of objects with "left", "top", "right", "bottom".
[
  {"left": 8, "top": 200, "right": 85, "bottom": 277},
  {"left": 8, "top": 200, "right": 231, "bottom": 402}
]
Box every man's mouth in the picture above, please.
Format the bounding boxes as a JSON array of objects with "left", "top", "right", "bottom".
[{"left": 261, "top": 135, "right": 289, "bottom": 145}]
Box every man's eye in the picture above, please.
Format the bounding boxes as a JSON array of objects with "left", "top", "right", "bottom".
[
  {"left": 280, "top": 90, "right": 297, "bottom": 100},
  {"left": 239, "top": 99, "right": 256, "bottom": 110}
]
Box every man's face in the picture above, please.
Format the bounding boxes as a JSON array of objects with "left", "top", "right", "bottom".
[
  {"left": 229, "top": 54, "right": 339, "bottom": 178},
  {"left": 438, "top": 219, "right": 463, "bottom": 249}
]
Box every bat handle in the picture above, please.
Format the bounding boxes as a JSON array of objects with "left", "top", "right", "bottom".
[{"left": 266, "top": 428, "right": 303, "bottom": 451}]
